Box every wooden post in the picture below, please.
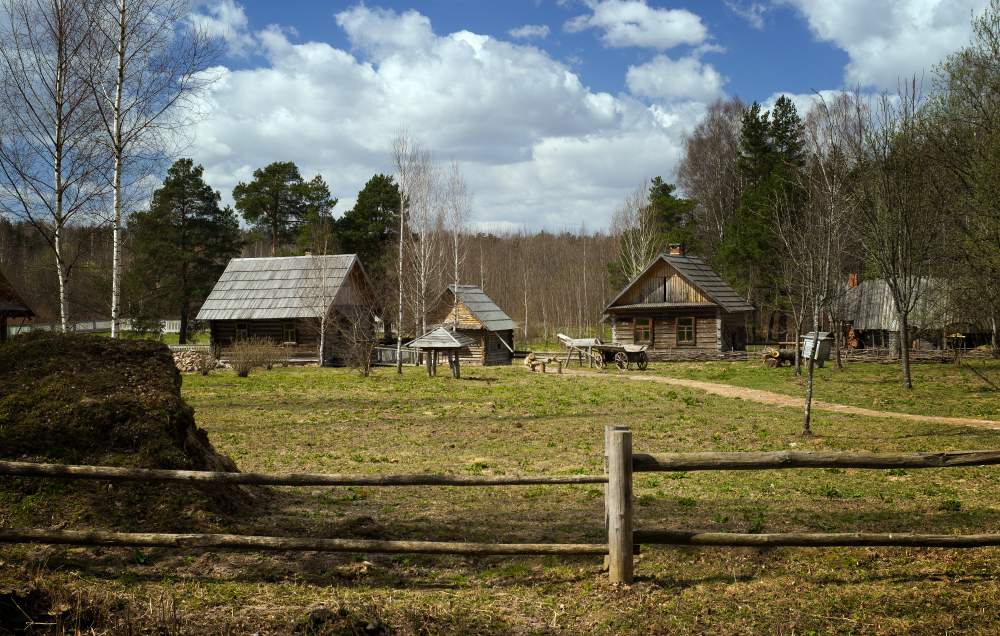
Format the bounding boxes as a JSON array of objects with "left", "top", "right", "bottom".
[
  {"left": 556, "top": 359, "right": 563, "bottom": 374},
  {"left": 425, "top": 349, "right": 433, "bottom": 377},
  {"left": 607, "top": 427, "right": 633, "bottom": 584}
]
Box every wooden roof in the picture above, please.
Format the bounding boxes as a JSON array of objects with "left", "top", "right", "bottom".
[
  {"left": 442, "top": 284, "right": 515, "bottom": 332},
  {"left": 606, "top": 253, "right": 754, "bottom": 314},
  {"left": 0, "top": 268, "right": 33, "bottom": 317},
  {"left": 196, "top": 255, "right": 365, "bottom": 321},
  {"left": 406, "top": 326, "right": 478, "bottom": 349}
]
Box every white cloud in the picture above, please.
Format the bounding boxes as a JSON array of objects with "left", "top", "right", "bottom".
[
  {"left": 565, "top": 0, "right": 708, "bottom": 50},
  {"left": 724, "top": 1, "right": 769, "bottom": 30},
  {"left": 508, "top": 24, "right": 550, "bottom": 40},
  {"left": 761, "top": 90, "right": 848, "bottom": 117},
  {"left": 780, "top": 0, "right": 987, "bottom": 89},
  {"left": 188, "top": 0, "right": 255, "bottom": 56},
  {"left": 185, "top": 4, "right": 705, "bottom": 230},
  {"left": 626, "top": 55, "right": 726, "bottom": 102}
]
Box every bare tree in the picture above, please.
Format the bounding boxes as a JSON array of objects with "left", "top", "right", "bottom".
[
  {"left": 611, "top": 182, "right": 659, "bottom": 283},
  {"left": 849, "top": 85, "right": 943, "bottom": 389},
  {"left": 303, "top": 254, "right": 342, "bottom": 365},
  {"left": 443, "top": 161, "right": 469, "bottom": 331},
  {"left": 332, "top": 301, "right": 379, "bottom": 376},
  {"left": 404, "top": 149, "right": 442, "bottom": 337},
  {"left": 86, "top": 0, "right": 218, "bottom": 338},
  {"left": 0, "top": 0, "right": 107, "bottom": 331}
]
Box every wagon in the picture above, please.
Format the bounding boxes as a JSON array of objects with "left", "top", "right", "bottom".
[{"left": 556, "top": 334, "right": 649, "bottom": 370}]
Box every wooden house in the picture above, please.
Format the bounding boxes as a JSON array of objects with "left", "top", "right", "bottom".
[
  {"left": 603, "top": 245, "right": 753, "bottom": 360},
  {"left": 425, "top": 284, "right": 514, "bottom": 366},
  {"left": 0, "top": 268, "right": 33, "bottom": 342},
  {"left": 196, "top": 255, "right": 374, "bottom": 365}
]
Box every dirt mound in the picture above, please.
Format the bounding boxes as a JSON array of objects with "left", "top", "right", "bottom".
[{"left": 0, "top": 333, "right": 259, "bottom": 529}]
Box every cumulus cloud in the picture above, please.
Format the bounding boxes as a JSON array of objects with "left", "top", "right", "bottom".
[
  {"left": 508, "top": 24, "right": 550, "bottom": 39},
  {"left": 780, "top": 0, "right": 987, "bottom": 89},
  {"left": 724, "top": 1, "right": 770, "bottom": 30},
  {"left": 184, "top": 4, "right": 705, "bottom": 230},
  {"left": 565, "top": 0, "right": 708, "bottom": 50},
  {"left": 761, "top": 90, "right": 848, "bottom": 118},
  {"left": 626, "top": 55, "right": 726, "bottom": 102},
  {"left": 188, "top": 0, "right": 255, "bottom": 56}
]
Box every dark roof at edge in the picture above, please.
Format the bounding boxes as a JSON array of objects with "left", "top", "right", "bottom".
[
  {"left": 443, "top": 284, "right": 515, "bottom": 331},
  {"left": 605, "top": 253, "right": 754, "bottom": 314},
  {"left": 0, "top": 269, "right": 34, "bottom": 316}
]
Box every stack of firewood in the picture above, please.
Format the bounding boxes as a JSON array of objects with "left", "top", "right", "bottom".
[{"left": 172, "top": 350, "right": 218, "bottom": 374}]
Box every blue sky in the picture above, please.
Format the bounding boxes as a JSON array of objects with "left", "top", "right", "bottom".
[{"left": 185, "top": 0, "right": 987, "bottom": 230}]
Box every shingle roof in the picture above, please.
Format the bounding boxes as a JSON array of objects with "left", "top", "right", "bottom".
[
  {"left": 406, "top": 326, "right": 478, "bottom": 349},
  {"left": 0, "top": 269, "right": 33, "bottom": 317},
  {"left": 447, "top": 284, "right": 515, "bottom": 331},
  {"left": 606, "top": 253, "right": 754, "bottom": 314},
  {"left": 196, "top": 255, "right": 361, "bottom": 321}
]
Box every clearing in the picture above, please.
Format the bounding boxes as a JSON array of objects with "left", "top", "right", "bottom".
[{"left": 3, "top": 360, "right": 1000, "bottom": 634}]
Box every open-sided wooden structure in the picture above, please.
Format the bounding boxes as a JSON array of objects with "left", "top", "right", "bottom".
[
  {"left": 0, "top": 268, "right": 33, "bottom": 342},
  {"left": 406, "top": 327, "right": 477, "bottom": 377},
  {"left": 425, "top": 284, "right": 514, "bottom": 366},
  {"left": 196, "top": 255, "right": 374, "bottom": 365},
  {"left": 603, "top": 245, "right": 753, "bottom": 360}
]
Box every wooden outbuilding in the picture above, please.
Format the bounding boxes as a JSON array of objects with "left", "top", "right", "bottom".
[
  {"left": 425, "top": 284, "right": 515, "bottom": 366},
  {"left": 196, "top": 255, "right": 374, "bottom": 365},
  {"left": 0, "top": 268, "right": 33, "bottom": 342},
  {"left": 603, "top": 245, "right": 753, "bottom": 360},
  {"left": 406, "top": 327, "right": 478, "bottom": 377}
]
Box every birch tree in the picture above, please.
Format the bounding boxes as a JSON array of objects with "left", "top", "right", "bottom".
[
  {"left": 443, "top": 161, "right": 469, "bottom": 331},
  {"left": 86, "top": 0, "right": 217, "bottom": 337},
  {"left": 611, "top": 182, "right": 658, "bottom": 283},
  {"left": 0, "top": 0, "right": 107, "bottom": 331},
  {"left": 405, "top": 159, "right": 443, "bottom": 336}
]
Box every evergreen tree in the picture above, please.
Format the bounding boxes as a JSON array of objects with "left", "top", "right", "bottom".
[
  {"left": 233, "top": 161, "right": 336, "bottom": 255},
  {"left": 336, "top": 174, "right": 401, "bottom": 284},
  {"left": 127, "top": 159, "right": 242, "bottom": 343},
  {"left": 298, "top": 175, "right": 338, "bottom": 254},
  {"left": 648, "top": 177, "right": 697, "bottom": 247}
]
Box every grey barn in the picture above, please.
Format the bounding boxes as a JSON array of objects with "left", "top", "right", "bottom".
[{"left": 197, "top": 255, "right": 374, "bottom": 364}]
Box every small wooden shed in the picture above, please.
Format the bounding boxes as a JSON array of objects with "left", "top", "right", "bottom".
[
  {"left": 196, "top": 255, "right": 374, "bottom": 365},
  {"left": 406, "top": 327, "right": 478, "bottom": 377},
  {"left": 425, "top": 284, "right": 515, "bottom": 366},
  {"left": 0, "top": 268, "right": 33, "bottom": 342}
]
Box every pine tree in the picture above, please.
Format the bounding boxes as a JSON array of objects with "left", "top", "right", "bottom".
[
  {"left": 127, "top": 159, "right": 241, "bottom": 343},
  {"left": 336, "top": 174, "right": 401, "bottom": 286}
]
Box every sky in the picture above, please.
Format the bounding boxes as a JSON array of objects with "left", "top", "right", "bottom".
[{"left": 184, "top": 0, "right": 989, "bottom": 231}]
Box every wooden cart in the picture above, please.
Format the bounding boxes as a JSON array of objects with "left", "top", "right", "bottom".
[{"left": 556, "top": 334, "right": 648, "bottom": 370}]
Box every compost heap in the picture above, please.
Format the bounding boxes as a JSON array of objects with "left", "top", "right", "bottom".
[{"left": 0, "top": 333, "right": 258, "bottom": 530}]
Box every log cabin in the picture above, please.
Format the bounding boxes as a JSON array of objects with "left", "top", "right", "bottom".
[
  {"left": 0, "top": 268, "right": 33, "bottom": 342},
  {"left": 196, "top": 254, "right": 374, "bottom": 365},
  {"left": 425, "top": 284, "right": 514, "bottom": 366},
  {"left": 603, "top": 245, "right": 753, "bottom": 360}
]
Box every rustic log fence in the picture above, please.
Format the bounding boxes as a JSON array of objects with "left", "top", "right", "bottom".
[{"left": 5, "top": 430, "right": 1000, "bottom": 585}]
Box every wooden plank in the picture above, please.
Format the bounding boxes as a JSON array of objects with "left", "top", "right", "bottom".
[
  {"left": 633, "top": 450, "right": 1000, "bottom": 473},
  {"left": 635, "top": 529, "right": 1000, "bottom": 548},
  {"left": 607, "top": 429, "right": 633, "bottom": 584},
  {"left": 0, "top": 528, "right": 608, "bottom": 556},
  {"left": 0, "top": 460, "right": 608, "bottom": 486}
]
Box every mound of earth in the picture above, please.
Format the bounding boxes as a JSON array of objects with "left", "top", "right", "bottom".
[{"left": 0, "top": 333, "right": 259, "bottom": 530}]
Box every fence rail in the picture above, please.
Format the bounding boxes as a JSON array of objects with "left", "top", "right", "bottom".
[{"left": 4, "top": 430, "right": 1000, "bottom": 585}]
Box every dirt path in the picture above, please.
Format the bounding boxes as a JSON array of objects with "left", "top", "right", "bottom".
[{"left": 560, "top": 369, "right": 1000, "bottom": 429}]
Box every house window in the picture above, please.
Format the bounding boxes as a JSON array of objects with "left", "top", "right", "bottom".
[
  {"left": 676, "top": 317, "right": 695, "bottom": 345},
  {"left": 235, "top": 322, "right": 248, "bottom": 340},
  {"left": 633, "top": 318, "right": 652, "bottom": 344},
  {"left": 282, "top": 322, "right": 296, "bottom": 344}
]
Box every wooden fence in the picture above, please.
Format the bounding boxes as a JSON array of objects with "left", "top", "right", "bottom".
[{"left": 5, "top": 430, "right": 1000, "bottom": 585}]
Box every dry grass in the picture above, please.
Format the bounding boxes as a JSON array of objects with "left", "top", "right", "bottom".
[{"left": 4, "top": 363, "right": 1000, "bottom": 633}]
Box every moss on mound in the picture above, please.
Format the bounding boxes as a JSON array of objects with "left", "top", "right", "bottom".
[{"left": 0, "top": 333, "right": 257, "bottom": 530}]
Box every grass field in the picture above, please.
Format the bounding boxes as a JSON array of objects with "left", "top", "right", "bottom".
[
  {"left": 642, "top": 358, "right": 1000, "bottom": 420},
  {"left": 5, "top": 362, "right": 1000, "bottom": 633}
]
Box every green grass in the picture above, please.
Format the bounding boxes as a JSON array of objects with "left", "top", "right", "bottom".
[
  {"left": 5, "top": 364, "right": 1000, "bottom": 633},
  {"left": 642, "top": 358, "right": 1000, "bottom": 420}
]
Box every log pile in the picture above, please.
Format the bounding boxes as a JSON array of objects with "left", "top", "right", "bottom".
[{"left": 172, "top": 350, "right": 218, "bottom": 374}]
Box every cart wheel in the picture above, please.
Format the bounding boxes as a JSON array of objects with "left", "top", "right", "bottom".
[
  {"left": 594, "top": 352, "right": 606, "bottom": 369},
  {"left": 614, "top": 351, "right": 628, "bottom": 370},
  {"left": 637, "top": 353, "right": 648, "bottom": 371}
]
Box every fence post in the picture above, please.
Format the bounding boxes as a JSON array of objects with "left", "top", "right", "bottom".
[{"left": 607, "top": 427, "right": 633, "bottom": 584}]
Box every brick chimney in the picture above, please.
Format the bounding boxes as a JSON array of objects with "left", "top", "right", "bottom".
[{"left": 668, "top": 243, "right": 686, "bottom": 256}]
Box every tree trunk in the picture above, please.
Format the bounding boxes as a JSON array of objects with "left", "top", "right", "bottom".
[
  {"left": 109, "top": 0, "right": 126, "bottom": 339},
  {"left": 802, "top": 305, "right": 820, "bottom": 436},
  {"left": 899, "top": 311, "right": 912, "bottom": 389},
  {"left": 54, "top": 226, "right": 68, "bottom": 332},
  {"left": 179, "top": 300, "right": 189, "bottom": 346},
  {"left": 793, "top": 315, "right": 802, "bottom": 377},
  {"left": 992, "top": 314, "right": 998, "bottom": 359}
]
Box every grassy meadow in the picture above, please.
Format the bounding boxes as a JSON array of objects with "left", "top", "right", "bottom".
[{"left": 4, "top": 361, "right": 1000, "bottom": 633}]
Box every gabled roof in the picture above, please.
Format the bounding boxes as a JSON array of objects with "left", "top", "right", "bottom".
[
  {"left": 0, "top": 269, "right": 33, "bottom": 317},
  {"left": 196, "top": 255, "right": 365, "bottom": 321},
  {"left": 605, "top": 253, "right": 754, "bottom": 314},
  {"left": 406, "top": 326, "right": 478, "bottom": 349},
  {"left": 444, "top": 284, "right": 515, "bottom": 331}
]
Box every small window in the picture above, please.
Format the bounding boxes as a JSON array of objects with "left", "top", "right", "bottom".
[
  {"left": 235, "top": 322, "right": 248, "bottom": 340},
  {"left": 633, "top": 318, "right": 652, "bottom": 344},
  {"left": 676, "top": 317, "right": 695, "bottom": 345},
  {"left": 282, "top": 322, "right": 296, "bottom": 343}
]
